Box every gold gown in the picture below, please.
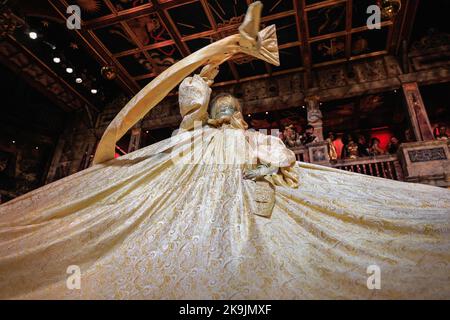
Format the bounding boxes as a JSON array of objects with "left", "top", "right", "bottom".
[
  {"left": 1, "top": 2, "right": 450, "bottom": 300},
  {"left": 0, "top": 125, "right": 450, "bottom": 299}
]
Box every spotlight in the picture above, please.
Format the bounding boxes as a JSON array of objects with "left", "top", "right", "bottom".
[
  {"left": 66, "top": 67, "right": 73, "bottom": 74},
  {"left": 265, "top": 111, "right": 269, "bottom": 115},
  {"left": 247, "top": 114, "right": 251, "bottom": 117},
  {"left": 75, "top": 78, "right": 83, "bottom": 84},
  {"left": 91, "top": 89, "right": 98, "bottom": 94},
  {"left": 53, "top": 57, "right": 61, "bottom": 64},
  {"left": 29, "top": 32, "right": 38, "bottom": 40},
  {"left": 35, "top": 146, "right": 39, "bottom": 150},
  {"left": 12, "top": 140, "right": 16, "bottom": 144}
]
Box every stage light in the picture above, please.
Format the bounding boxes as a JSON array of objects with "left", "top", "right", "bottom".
[
  {"left": 12, "top": 140, "right": 15, "bottom": 144},
  {"left": 265, "top": 111, "right": 269, "bottom": 115},
  {"left": 66, "top": 67, "right": 73, "bottom": 74},
  {"left": 248, "top": 114, "right": 251, "bottom": 117},
  {"left": 35, "top": 146, "right": 39, "bottom": 150},
  {"left": 53, "top": 57, "right": 61, "bottom": 63},
  {"left": 91, "top": 89, "right": 98, "bottom": 94},
  {"left": 29, "top": 32, "right": 38, "bottom": 40},
  {"left": 75, "top": 78, "right": 82, "bottom": 84}
]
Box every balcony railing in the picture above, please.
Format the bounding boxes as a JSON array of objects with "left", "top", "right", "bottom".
[
  {"left": 331, "top": 155, "right": 404, "bottom": 181},
  {"left": 290, "top": 145, "right": 404, "bottom": 181}
]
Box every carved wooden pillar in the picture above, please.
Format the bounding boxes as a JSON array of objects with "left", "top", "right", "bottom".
[
  {"left": 128, "top": 126, "right": 142, "bottom": 153},
  {"left": 305, "top": 95, "right": 324, "bottom": 141},
  {"left": 402, "top": 82, "right": 434, "bottom": 141}
]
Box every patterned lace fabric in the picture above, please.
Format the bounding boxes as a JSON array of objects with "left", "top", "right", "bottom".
[{"left": 0, "top": 127, "right": 450, "bottom": 299}]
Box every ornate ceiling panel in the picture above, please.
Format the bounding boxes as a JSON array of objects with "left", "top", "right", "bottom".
[{"left": 0, "top": 0, "right": 416, "bottom": 111}]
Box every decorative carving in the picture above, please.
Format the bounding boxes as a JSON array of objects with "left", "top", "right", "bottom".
[
  {"left": 305, "top": 96, "right": 322, "bottom": 124},
  {"left": 305, "top": 95, "right": 323, "bottom": 142},
  {"left": 408, "top": 148, "right": 447, "bottom": 163},
  {"left": 317, "top": 67, "right": 347, "bottom": 88},
  {"left": 411, "top": 29, "right": 450, "bottom": 51},
  {"left": 0, "top": 7, "right": 23, "bottom": 39},
  {"left": 354, "top": 59, "right": 386, "bottom": 82},
  {"left": 76, "top": 0, "right": 101, "bottom": 13},
  {"left": 317, "top": 38, "right": 345, "bottom": 57}
]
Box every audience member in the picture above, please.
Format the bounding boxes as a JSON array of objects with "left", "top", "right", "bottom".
[
  {"left": 302, "top": 125, "right": 319, "bottom": 145},
  {"left": 388, "top": 136, "right": 401, "bottom": 154},
  {"left": 369, "top": 137, "right": 385, "bottom": 156}
]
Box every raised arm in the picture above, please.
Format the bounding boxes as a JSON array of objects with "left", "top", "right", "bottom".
[{"left": 93, "top": 1, "right": 279, "bottom": 164}]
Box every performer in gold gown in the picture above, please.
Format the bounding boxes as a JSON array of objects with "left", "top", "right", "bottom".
[{"left": 0, "top": 2, "right": 450, "bottom": 299}]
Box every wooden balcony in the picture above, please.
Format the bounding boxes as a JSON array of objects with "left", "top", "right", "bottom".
[
  {"left": 290, "top": 144, "right": 404, "bottom": 181},
  {"left": 331, "top": 155, "right": 404, "bottom": 181}
]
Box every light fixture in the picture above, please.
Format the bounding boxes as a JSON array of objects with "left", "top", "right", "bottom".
[
  {"left": 265, "top": 111, "right": 269, "bottom": 115},
  {"left": 75, "top": 77, "right": 83, "bottom": 84},
  {"left": 53, "top": 57, "right": 61, "bottom": 64},
  {"left": 247, "top": 114, "right": 251, "bottom": 117},
  {"left": 35, "top": 146, "right": 39, "bottom": 150},
  {"left": 380, "top": 0, "right": 402, "bottom": 20},
  {"left": 101, "top": 65, "right": 117, "bottom": 80},
  {"left": 12, "top": 140, "right": 16, "bottom": 144},
  {"left": 66, "top": 67, "right": 73, "bottom": 74},
  {"left": 91, "top": 89, "right": 98, "bottom": 94},
  {"left": 29, "top": 32, "right": 38, "bottom": 40}
]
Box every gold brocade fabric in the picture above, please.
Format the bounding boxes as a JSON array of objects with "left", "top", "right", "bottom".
[{"left": 1, "top": 126, "right": 450, "bottom": 299}]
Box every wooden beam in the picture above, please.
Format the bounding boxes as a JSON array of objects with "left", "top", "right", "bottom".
[
  {"left": 150, "top": 0, "right": 190, "bottom": 57},
  {"left": 84, "top": 0, "right": 197, "bottom": 29},
  {"left": 305, "top": 0, "right": 347, "bottom": 11},
  {"left": 345, "top": 0, "right": 353, "bottom": 59},
  {"left": 296, "top": 0, "right": 312, "bottom": 89},
  {"left": 395, "top": 0, "right": 420, "bottom": 54},
  {"left": 49, "top": 0, "right": 139, "bottom": 94},
  {"left": 180, "top": 10, "right": 296, "bottom": 42},
  {"left": 4, "top": 35, "right": 99, "bottom": 112}
]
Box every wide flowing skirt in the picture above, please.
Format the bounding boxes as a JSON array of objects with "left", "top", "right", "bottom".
[{"left": 0, "top": 127, "right": 449, "bottom": 299}]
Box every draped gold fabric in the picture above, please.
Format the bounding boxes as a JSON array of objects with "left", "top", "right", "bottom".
[
  {"left": 1, "top": 126, "right": 450, "bottom": 299},
  {"left": 93, "top": 6, "right": 279, "bottom": 164}
]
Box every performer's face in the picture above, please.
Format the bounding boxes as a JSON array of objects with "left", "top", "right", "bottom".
[
  {"left": 216, "top": 104, "right": 235, "bottom": 119},
  {"left": 211, "top": 95, "right": 238, "bottom": 120}
]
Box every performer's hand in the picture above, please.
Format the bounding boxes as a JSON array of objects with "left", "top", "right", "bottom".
[
  {"left": 243, "top": 164, "right": 278, "bottom": 180},
  {"left": 243, "top": 168, "right": 259, "bottom": 180},
  {"left": 199, "top": 64, "right": 220, "bottom": 86}
]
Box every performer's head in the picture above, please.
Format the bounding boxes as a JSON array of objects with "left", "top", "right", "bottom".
[
  {"left": 208, "top": 93, "right": 248, "bottom": 129},
  {"left": 209, "top": 93, "right": 242, "bottom": 121}
]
